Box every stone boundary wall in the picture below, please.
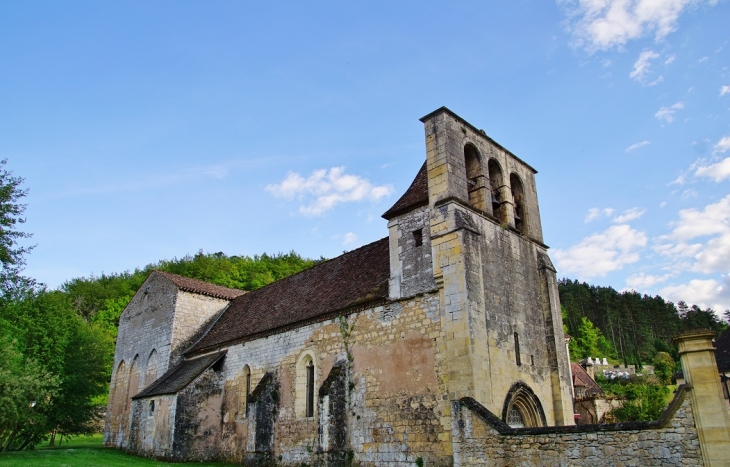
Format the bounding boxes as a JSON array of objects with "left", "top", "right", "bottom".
[{"left": 451, "top": 385, "right": 704, "bottom": 467}]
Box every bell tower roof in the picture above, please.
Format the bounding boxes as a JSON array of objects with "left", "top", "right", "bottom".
[{"left": 382, "top": 161, "right": 428, "bottom": 220}]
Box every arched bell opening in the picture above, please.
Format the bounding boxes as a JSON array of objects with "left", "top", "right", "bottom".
[
  {"left": 464, "top": 144, "right": 487, "bottom": 212},
  {"left": 488, "top": 159, "right": 506, "bottom": 222},
  {"left": 509, "top": 173, "right": 526, "bottom": 234}
]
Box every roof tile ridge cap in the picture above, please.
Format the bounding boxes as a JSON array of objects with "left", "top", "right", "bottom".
[
  {"left": 152, "top": 270, "right": 245, "bottom": 296},
  {"left": 236, "top": 236, "right": 390, "bottom": 295}
]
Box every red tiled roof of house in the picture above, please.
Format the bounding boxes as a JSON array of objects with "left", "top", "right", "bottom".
[
  {"left": 382, "top": 162, "right": 428, "bottom": 220},
  {"left": 155, "top": 270, "right": 247, "bottom": 300},
  {"left": 571, "top": 363, "right": 604, "bottom": 394},
  {"left": 187, "top": 237, "right": 390, "bottom": 354}
]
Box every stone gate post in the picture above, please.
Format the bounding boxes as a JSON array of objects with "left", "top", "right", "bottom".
[{"left": 674, "top": 330, "right": 730, "bottom": 467}]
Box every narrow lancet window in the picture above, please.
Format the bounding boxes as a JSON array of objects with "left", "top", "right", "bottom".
[
  {"left": 514, "top": 332, "right": 521, "bottom": 366},
  {"left": 306, "top": 360, "right": 315, "bottom": 417}
]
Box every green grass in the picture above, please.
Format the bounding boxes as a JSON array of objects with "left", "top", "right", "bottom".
[{"left": 0, "top": 434, "right": 239, "bottom": 467}]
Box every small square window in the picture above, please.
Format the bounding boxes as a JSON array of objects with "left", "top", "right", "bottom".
[{"left": 413, "top": 229, "right": 423, "bottom": 247}]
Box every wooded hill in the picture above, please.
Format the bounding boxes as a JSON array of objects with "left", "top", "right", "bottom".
[{"left": 559, "top": 278, "right": 726, "bottom": 365}]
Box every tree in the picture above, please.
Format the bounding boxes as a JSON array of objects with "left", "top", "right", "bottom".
[
  {"left": 596, "top": 374, "right": 670, "bottom": 422},
  {"left": 652, "top": 352, "right": 676, "bottom": 385},
  {"left": 569, "top": 316, "right": 615, "bottom": 361},
  {"left": 0, "top": 159, "right": 33, "bottom": 294},
  {"left": 0, "top": 332, "right": 59, "bottom": 452}
]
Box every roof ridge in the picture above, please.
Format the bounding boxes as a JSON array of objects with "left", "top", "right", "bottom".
[{"left": 153, "top": 270, "right": 246, "bottom": 300}]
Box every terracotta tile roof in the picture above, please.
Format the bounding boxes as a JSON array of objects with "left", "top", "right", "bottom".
[
  {"left": 154, "top": 270, "right": 247, "bottom": 300},
  {"left": 132, "top": 351, "right": 226, "bottom": 399},
  {"left": 716, "top": 328, "right": 730, "bottom": 373},
  {"left": 571, "top": 363, "right": 604, "bottom": 395},
  {"left": 188, "top": 237, "right": 390, "bottom": 354},
  {"left": 382, "top": 162, "right": 428, "bottom": 220}
]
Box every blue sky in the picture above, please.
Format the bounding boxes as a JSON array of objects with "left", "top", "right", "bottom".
[{"left": 2, "top": 1, "right": 729, "bottom": 312}]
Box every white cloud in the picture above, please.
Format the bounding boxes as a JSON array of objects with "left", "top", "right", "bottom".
[
  {"left": 585, "top": 207, "right": 615, "bottom": 222},
  {"left": 660, "top": 276, "right": 730, "bottom": 313},
  {"left": 630, "top": 50, "right": 660, "bottom": 83},
  {"left": 655, "top": 195, "right": 730, "bottom": 310},
  {"left": 714, "top": 136, "right": 730, "bottom": 154},
  {"left": 695, "top": 235, "right": 730, "bottom": 274},
  {"left": 681, "top": 189, "right": 698, "bottom": 199},
  {"left": 699, "top": 56, "right": 709, "bottom": 63},
  {"left": 626, "top": 272, "right": 675, "bottom": 290},
  {"left": 553, "top": 224, "right": 648, "bottom": 279},
  {"left": 695, "top": 157, "right": 730, "bottom": 182},
  {"left": 654, "top": 195, "right": 730, "bottom": 275},
  {"left": 266, "top": 167, "right": 394, "bottom": 216},
  {"left": 720, "top": 85, "right": 730, "bottom": 96},
  {"left": 342, "top": 232, "right": 358, "bottom": 246},
  {"left": 613, "top": 207, "right": 647, "bottom": 223},
  {"left": 655, "top": 102, "right": 684, "bottom": 123},
  {"left": 559, "top": 0, "right": 714, "bottom": 52},
  {"left": 625, "top": 140, "right": 650, "bottom": 152},
  {"left": 669, "top": 195, "right": 730, "bottom": 241},
  {"left": 664, "top": 54, "right": 676, "bottom": 65}
]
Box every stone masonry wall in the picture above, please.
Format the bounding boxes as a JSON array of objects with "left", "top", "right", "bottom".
[
  {"left": 127, "top": 395, "right": 177, "bottom": 458},
  {"left": 175, "top": 293, "right": 452, "bottom": 466},
  {"left": 105, "top": 273, "right": 179, "bottom": 448},
  {"left": 170, "top": 291, "right": 230, "bottom": 366},
  {"left": 451, "top": 390, "right": 703, "bottom": 467}
]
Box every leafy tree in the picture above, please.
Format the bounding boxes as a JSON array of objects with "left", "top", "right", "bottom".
[
  {"left": 652, "top": 351, "right": 676, "bottom": 385},
  {"left": 0, "top": 332, "right": 60, "bottom": 452},
  {"left": 0, "top": 159, "right": 34, "bottom": 294},
  {"left": 596, "top": 374, "right": 670, "bottom": 422},
  {"left": 568, "top": 316, "right": 615, "bottom": 361}
]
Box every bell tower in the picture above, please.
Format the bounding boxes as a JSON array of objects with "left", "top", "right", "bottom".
[{"left": 414, "top": 107, "right": 573, "bottom": 426}]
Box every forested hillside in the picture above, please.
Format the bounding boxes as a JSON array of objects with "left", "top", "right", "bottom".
[
  {"left": 66, "top": 250, "right": 323, "bottom": 331},
  {"left": 559, "top": 278, "right": 727, "bottom": 365}
]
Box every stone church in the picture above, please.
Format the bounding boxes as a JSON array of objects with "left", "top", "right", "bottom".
[{"left": 105, "top": 108, "right": 723, "bottom": 466}]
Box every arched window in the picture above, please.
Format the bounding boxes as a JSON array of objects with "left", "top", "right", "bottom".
[
  {"left": 145, "top": 349, "right": 158, "bottom": 387},
  {"left": 464, "top": 144, "right": 487, "bottom": 211},
  {"left": 488, "top": 159, "right": 506, "bottom": 222},
  {"left": 296, "top": 351, "right": 317, "bottom": 418},
  {"left": 124, "top": 355, "right": 140, "bottom": 426},
  {"left": 501, "top": 382, "right": 546, "bottom": 428},
  {"left": 510, "top": 173, "right": 526, "bottom": 234},
  {"left": 111, "top": 360, "right": 127, "bottom": 418},
  {"left": 306, "top": 360, "right": 315, "bottom": 418}
]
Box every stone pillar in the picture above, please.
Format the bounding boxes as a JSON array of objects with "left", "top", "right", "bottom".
[{"left": 674, "top": 330, "right": 730, "bottom": 467}]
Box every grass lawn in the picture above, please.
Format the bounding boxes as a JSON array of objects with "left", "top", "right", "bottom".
[{"left": 0, "top": 434, "right": 240, "bottom": 467}]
